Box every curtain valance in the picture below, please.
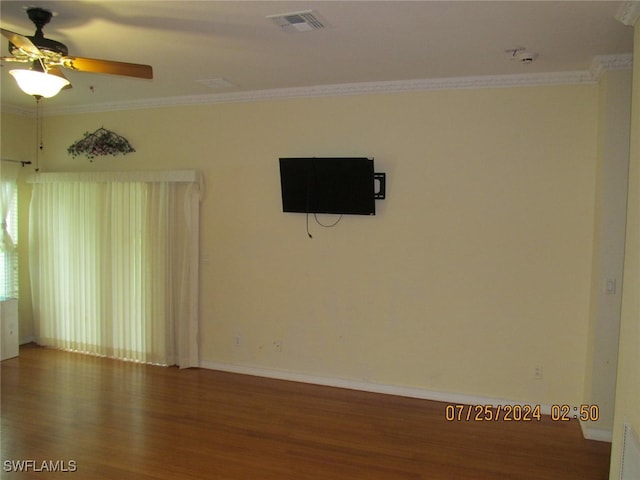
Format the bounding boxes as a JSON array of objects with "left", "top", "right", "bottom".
[{"left": 27, "top": 170, "right": 202, "bottom": 185}]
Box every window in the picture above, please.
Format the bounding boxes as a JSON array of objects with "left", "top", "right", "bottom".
[
  {"left": 1, "top": 164, "right": 19, "bottom": 300},
  {"left": 0, "top": 187, "right": 18, "bottom": 299}
]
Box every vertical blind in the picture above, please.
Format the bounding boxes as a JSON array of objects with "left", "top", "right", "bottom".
[{"left": 28, "top": 171, "right": 202, "bottom": 367}]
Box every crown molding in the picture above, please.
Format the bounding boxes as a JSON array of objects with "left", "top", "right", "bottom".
[
  {"left": 616, "top": 1, "right": 640, "bottom": 26},
  {"left": 590, "top": 53, "right": 634, "bottom": 79},
  {"left": 2, "top": 55, "right": 632, "bottom": 117},
  {"left": 35, "top": 70, "right": 597, "bottom": 116}
]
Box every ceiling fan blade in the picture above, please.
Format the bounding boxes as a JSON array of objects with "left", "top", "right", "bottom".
[
  {"left": 1, "top": 28, "right": 42, "bottom": 57},
  {"left": 63, "top": 56, "right": 153, "bottom": 79}
]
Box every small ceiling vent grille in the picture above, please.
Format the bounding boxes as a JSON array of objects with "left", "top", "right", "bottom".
[{"left": 267, "top": 10, "right": 326, "bottom": 32}]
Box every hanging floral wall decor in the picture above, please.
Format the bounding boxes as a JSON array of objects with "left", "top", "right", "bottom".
[{"left": 68, "top": 127, "right": 135, "bottom": 161}]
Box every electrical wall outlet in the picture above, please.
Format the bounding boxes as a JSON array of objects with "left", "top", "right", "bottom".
[
  {"left": 233, "top": 336, "right": 241, "bottom": 347},
  {"left": 273, "top": 340, "right": 283, "bottom": 352}
]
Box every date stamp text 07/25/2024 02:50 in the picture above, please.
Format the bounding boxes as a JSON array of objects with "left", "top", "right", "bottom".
[{"left": 444, "top": 404, "right": 600, "bottom": 422}]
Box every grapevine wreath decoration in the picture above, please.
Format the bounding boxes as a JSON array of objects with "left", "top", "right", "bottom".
[{"left": 68, "top": 127, "right": 135, "bottom": 161}]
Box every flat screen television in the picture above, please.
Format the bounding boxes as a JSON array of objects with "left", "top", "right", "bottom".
[{"left": 279, "top": 157, "right": 376, "bottom": 215}]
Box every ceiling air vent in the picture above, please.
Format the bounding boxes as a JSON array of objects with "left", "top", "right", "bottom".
[{"left": 267, "top": 10, "right": 326, "bottom": 32}]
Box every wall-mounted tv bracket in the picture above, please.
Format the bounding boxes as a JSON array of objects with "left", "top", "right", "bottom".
[{"left": 374, "top": 173, "right": 386, "bottom": 200}]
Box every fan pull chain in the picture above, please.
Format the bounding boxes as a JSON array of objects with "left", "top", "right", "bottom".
[{"left": 35, "top": 96, "right": 42, "bottom": 172}]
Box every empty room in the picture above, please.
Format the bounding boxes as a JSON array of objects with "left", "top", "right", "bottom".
[{"left": 1, "top": 1, "right": 639, "bottom": 479}]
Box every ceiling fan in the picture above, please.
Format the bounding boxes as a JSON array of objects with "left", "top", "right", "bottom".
[{"left": 1, "top": 7, "right": 153, "bottom": 97}]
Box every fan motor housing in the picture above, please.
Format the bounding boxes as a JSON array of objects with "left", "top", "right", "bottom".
[{"left": 9, "top": 36, "right": 68, "bottom": 57}]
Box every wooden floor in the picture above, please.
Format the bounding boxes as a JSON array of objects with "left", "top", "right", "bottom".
[{"left": 2, "top": 344, "right": 610, "bottom": 479}]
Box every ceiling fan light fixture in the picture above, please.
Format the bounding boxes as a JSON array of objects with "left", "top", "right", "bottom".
[{"left": 9, "top": 68, "right": 70, "bottom": 98}]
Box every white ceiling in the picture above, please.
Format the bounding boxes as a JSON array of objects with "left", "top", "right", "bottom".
[{"left": 0, "top": 1, "right": 634, "bottom": 112}]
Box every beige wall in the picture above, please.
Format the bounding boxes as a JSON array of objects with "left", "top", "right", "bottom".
[
  {"left": 610, "top": 20, "right": 640, "bottom": 479},
  {"left": 4, "top": 82, "right": 599, "bottom": 407}
]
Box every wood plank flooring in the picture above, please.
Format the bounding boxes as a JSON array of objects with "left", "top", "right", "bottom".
[{"left": 1, "top": 344, "right": 610, "bottom": 479}]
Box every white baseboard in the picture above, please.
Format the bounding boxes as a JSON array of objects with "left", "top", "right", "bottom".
[
  {"left": 199, "top": 361, "right": 613, "bottom": 443},
  {"left": 580, "top": 421, "right": 613, "bottom": 442},
  {"left": 199, "top": 360, "right": 556, "bottom": 416}
]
